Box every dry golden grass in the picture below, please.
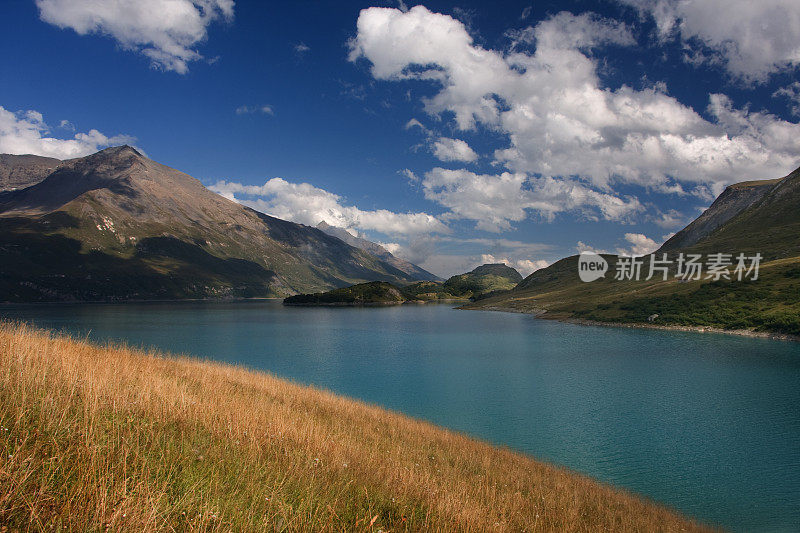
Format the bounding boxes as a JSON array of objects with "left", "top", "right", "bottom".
[{"left": 0, "top": 322, "right": 712, "bottom": 532}]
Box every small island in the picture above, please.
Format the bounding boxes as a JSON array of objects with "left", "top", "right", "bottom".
[
  {"left": 283, "top": 281, "right": 416, "bottom": 306},
  {"left": 284, "top": 263, "right": 525, "bottom": 306}
]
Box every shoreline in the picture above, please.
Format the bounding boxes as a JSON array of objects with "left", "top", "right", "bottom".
[
  {"left": 463, "top": 305, "right": 800, "bottom": 342},
  {"left": 0, "top": 322, "right": 710, "bottom": 531}
]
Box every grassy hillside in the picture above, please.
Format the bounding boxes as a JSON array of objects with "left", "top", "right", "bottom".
[
  {"left": 0, "top": 323, "right": 708, "bottom": 532},
  {"left": 405, "top": 264, "right": 523, "bottom": 301},
  {"left": 467, "top": 255, "right": 800, "bottom": 335},
  {"left": 468, "top": 168, "right": 800, "bottom": 336}
]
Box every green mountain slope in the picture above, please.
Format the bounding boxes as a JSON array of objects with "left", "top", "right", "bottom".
[
  {"left": 466, "top": 166, "right": 800, "bottom": 335},
  {"left": 0, "top": 146, "right": 418, "bottom": 301},
  {"left": 662, "top": 166, "right": 800, "bottom": 260},
  {"left": 405, "top": 263, "right": 523, "bottom": 300}
]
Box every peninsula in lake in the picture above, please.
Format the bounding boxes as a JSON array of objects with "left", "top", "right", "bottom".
[{"left": 284, "top": 263, "right": 523, "bottom": 305}]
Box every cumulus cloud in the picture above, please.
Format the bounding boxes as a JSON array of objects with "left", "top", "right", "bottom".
[
  {"left": 349, "top": 5, "right": 800, "bottom": 210},
  {"left": 431, "top": 137, "right": 478, "bottom": 162},
  {"left": 651, "top": 208, "right": 687, "bottom": 228},
  {"left": 620, "top": 0, "right": 800, "bottom": 82},
  {"left": 0, "top": 106, "right": 136, "bottom": 159},
  {"left": 576, "top": 241, "right": 609, "bottom": 254},
  {"left": 36, "top": 0, "right": 234, "bottom": 74},
  {"left": 210, "top": 178, "right": 449, "bottom": 237},
  {"left": 616, "top": 232, "right": 659, "bottom": 256},
  {"left": 235, "top": 105, "right": 274, "bottom": 115},
  {"left": 422, "top": 168, "right": 642, "bottom": 232}
]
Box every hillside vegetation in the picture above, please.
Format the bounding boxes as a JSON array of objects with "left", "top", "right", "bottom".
[
  {"left": 283, "top": 281, "right": 409, "bottom": 305},
  {"left": 468, "top": 166, "right": 800, "bottom": 336},
  {"left": 468, "top": 255, "right": 800, "bottom": 335},
  {"left": 406, "top": 263, "right": 523, "bottom": 301},
  {"left": 0, "top": 323, "right": 708, "bottom": 532}
]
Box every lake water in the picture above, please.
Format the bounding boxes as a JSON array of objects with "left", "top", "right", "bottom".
[{"left": 1, "top": 300, "right": 799, "bottom": 532}]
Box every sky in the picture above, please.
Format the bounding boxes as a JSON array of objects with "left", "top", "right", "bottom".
[{"left": 1, "top": 0, "right": 799, "bottom": 278}]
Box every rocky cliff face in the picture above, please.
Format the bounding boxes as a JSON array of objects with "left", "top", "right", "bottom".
[
  {"left": 659, "top": 178, "right": 780, "bottom": 252},
  {"left": 0, "top": 154, "right": 62, "bottom": 191},
  {"left": 659, "top": 166, "right": 800, "bottom": 259}
]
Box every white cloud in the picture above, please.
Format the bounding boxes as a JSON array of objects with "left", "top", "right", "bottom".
[
  {"left": 235, "top": 105, "right": 274, "bottom": 115},
  {"left": 376, "top": 241, "right": 402, "bottom": 255},
  {"left": 651, "top": 207, "right": 686, "bottom": 228},
  {"left": 576, "top": 241, "right": 609, "bottom": 254},
  {"left": 294, "top": 42, "right": 310, "bottom": 54},
  {"left": 209, "top": 178, "right": 449, "bottom": 237},
  {"left": 422, "top": 168, "right": 642, "bottom": 232},
  {"left": 0, "top": 106, "right": 135, "bottom": 159},
  {"left": 36, "top": 0, "right": 234, "bottom": 74},
  {"left": 404, "top": 118, "right": 430, "bottom": 134},
  {"left": 616, "top": 232, "right": 659, "bottom": 256},
  {"left": 774, "top": 82, "right": 800, "bottom": 116},
  {"left": 349, "top": 5, "right": 800, "bottom": 214},
  {"left": 431, "top": 137, "right": 478, "bottom": 162},
  {"left": 399, "top": 168, "right": 419, "bottom": 184},
  {"left": 620, "top": 0, "right": 800, "bottom": 82}
]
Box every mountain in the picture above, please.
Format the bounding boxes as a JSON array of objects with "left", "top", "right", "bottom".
[
  {"left": 316, "top": 221, "right": 440, "bottom": 281},
  {"left": 0, "top": 146, "right": 420, "bottom": 301},
  {"left": 405, "top": 263, "right": 523, "bottom": 300},
  {"left": 659, "top": 166, "right": 800, "bottom": 260},
  {"left": 659, "top": 169, "right": 798, "bottom": 258},
  {"left": 0, "top": 154, "right": 61, "bottom": 191},
  {"left": 466, "top": 166, "right": 800, "bottom": 335},
  {"left": 441, "top": 263, "right": 522, "bottom": 298}
]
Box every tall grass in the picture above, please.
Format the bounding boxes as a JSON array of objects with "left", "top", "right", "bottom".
[{"left": 0, "top": 322, "right": 709, "bottom": 531}]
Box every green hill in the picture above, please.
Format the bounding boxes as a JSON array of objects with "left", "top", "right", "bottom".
[
  {"left": 406, "top": 263, "right": 523, "bottom": 300},
  {"left": 283, "top": 281, "right": 410, "bottom": 305},
  {"left": 466, "top": 166, "right": 800, "bottom": 336}
]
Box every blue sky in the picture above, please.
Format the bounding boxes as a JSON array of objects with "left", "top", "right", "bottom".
[{"left": 1, "top": 0, "right": 799, "bottom": 277}]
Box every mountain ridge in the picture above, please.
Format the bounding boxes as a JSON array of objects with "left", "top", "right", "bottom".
[
  {"left": 316, "top": 221, "right": 440, "bottom": 281},
  {"left": 465, "top": 166, "right": 800, "bottom": 335},
  {"left": 0, "top": 146, "right": 419, "bottom": 301}
]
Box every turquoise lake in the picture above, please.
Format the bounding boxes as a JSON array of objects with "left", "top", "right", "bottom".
[{"left": 1, "top": 300, "right": 799, "bottom": 532}]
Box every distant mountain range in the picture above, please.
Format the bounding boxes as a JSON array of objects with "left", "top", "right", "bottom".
[
  {"left": 316, "top": 221, "right": 440, "bottom": 281},
  {"left": 467, "top": 166, "right": 800, "bottom": 335},
  {"left": 0, "top": 146, "right": 434, "bottom": 301}
]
